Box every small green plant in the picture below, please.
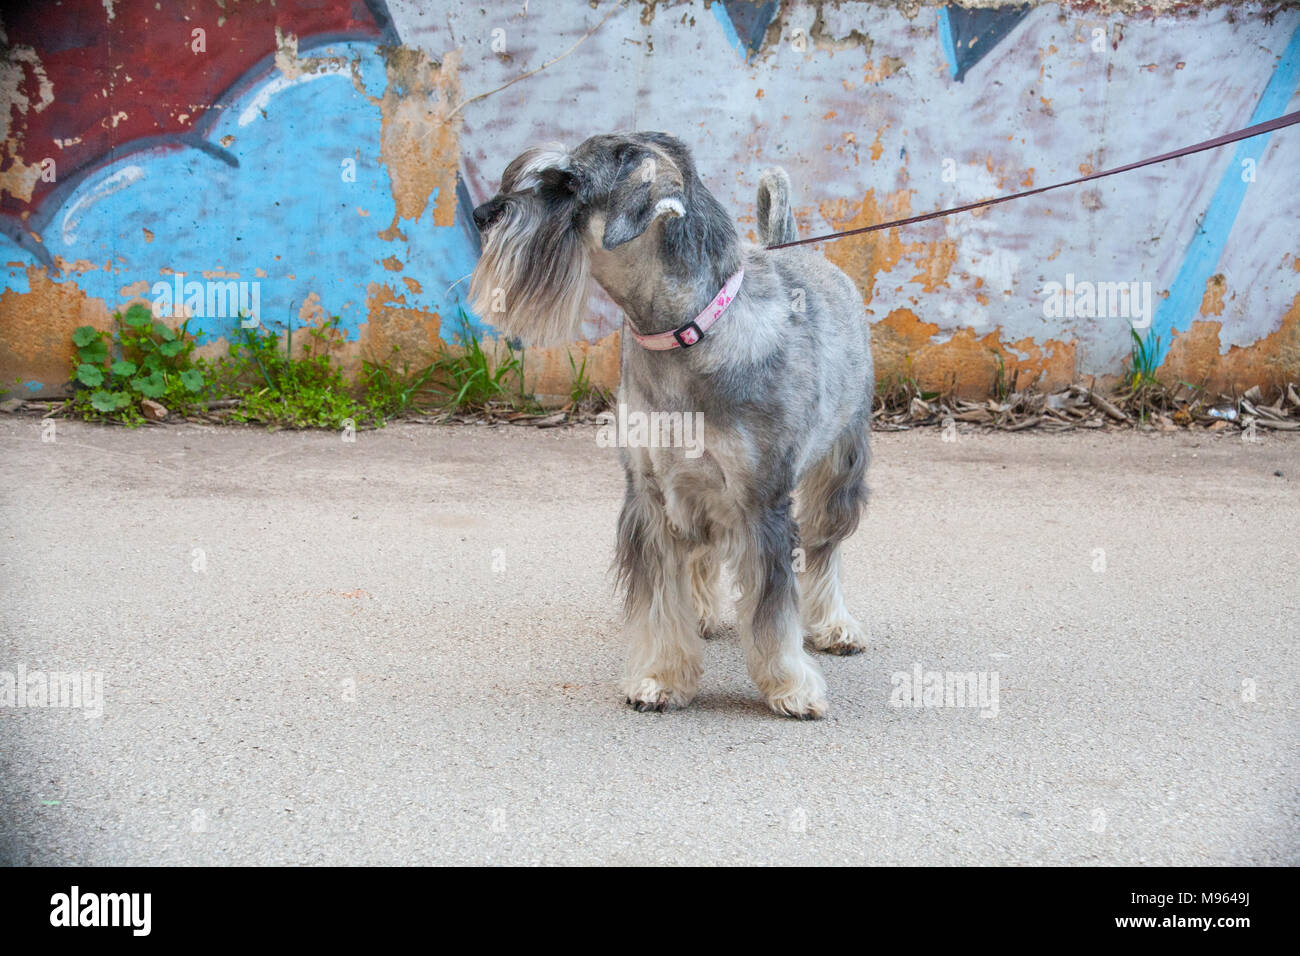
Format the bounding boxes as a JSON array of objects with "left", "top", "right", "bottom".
[
  {"left": 69, "top": 304, "right": 206, "bottom": 422},
  {"left": 208, "top": 315, "right": 374, "bottom": 429},
  {"left": 874, "top": 356, "right": 943, "bottom": 413},
  {"left": 993, "top": 352, "right": 1010, "bottom": 404},
  {"left": 432, "top": 311, "right": 536, "bottom": 412},
  {"left": 1127, "top": 328, "right": 1162, "bottom": 388},
  {"left": 1124, "top": 327, "right": 1172, "bottom": 423},
  {"left": 61, "top": 302, "right": 544, "bottom": 428},
  {"left": 567, "top": 350, "right": 610, "bottom": 412}
]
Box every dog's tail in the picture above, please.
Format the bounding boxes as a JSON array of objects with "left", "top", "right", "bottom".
[{"left": 756, "top": 166, "right": 798, "bottom": 247}]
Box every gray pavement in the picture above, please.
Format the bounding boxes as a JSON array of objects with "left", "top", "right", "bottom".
[{"left": 0, "top": 418, "right": 1296, "bottom": 865}]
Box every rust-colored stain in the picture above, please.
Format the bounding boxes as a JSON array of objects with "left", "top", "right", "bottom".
[
  {"left": 377, "top": 219, "right": 407, "bottom": 243},
  {"left": 809, "top": 188, "right": 1086, "bottom": 396},
  {"left": 1161, "top": 288, "right": 1300, "bottom": 393},
  {"left": 869, "top": 127, "right": 885, "bottom": 161},
  {"left": 863, "top": 57, "right": 904, "bottom": 84},
  {"left": 0, "top": 155, "right": 42, "bottom": 205},
  {"left": 819, "top": 189, "right": 913, "bottom": 305},
  {"left": 360, "top": 281, "right": 442, "bottom": 371},
  {"left": 361, "top": 46, "right": 462, "bottom": 230},
  {"left": 294, "top": 292, "right": 328, "bottom": 340},
  {"left": 1199, "top": 272, "right": 1226, "bottom": 316},
  {"left": 871, "top": 308, "right": 1076, "bottom": 399},
  {"left": 52, "top": 256, "right": 97, "bottom": 274},
  {"left": 906, "top": 239, "right": 958, "bottom": 293},
  {"left": 0, "top": 266, "right": 110, "bottom": 394},
  {"left": 382, "top": 256, "right": 403, "bottom": 272},
  {"left": 820, "top": 189, "right": 958, "bottom": 302}
]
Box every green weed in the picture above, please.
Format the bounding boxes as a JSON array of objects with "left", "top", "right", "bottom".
[
  {"left": 431, "top": 311, "right": 536, "bottom": 413},
  {"left": 208, "top": 315, "right": 374, "bottom": 430},
  {"left": 69, "top": 303, "right": 206, "bottom": 423}
]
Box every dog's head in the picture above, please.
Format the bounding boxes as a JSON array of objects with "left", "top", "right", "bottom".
[{"left": 469, "top": 132, "right": 736, "bottom": 346}]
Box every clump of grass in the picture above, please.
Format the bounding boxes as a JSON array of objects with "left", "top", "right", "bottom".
[
  {"left": 1127, "top": 328, "right": 1162, "bottom": 389},
  {"left": 1122, "top": 327, "right": 1174, "bottom": 423},
  {"left": 363, "top": 346, "right": 439, "bottom": 418},
  {"left": 58, "top": 300, "right": 546, "bottom": 428},
  {"left": 993, "top": 352, "right": 1011, "bottom": 404},
  {"left": 567, "top": 350, "right": 611, "bottom": 414},
  {"left": 431, "top": 310, "right": 537, "bottom": 413}
]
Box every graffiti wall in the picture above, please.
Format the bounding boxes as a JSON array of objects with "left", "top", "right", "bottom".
[{"left": 2, "top": 0, "right": 1298, "bottom": 401}]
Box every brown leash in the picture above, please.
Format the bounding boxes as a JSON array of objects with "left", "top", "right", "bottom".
[{"left": 768, "top": 110, "right": 1300, "bottom": 249}]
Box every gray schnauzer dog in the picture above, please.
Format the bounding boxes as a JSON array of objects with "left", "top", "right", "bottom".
[{"left": 470, "top": 132, "right": 873, "bottom": 718}]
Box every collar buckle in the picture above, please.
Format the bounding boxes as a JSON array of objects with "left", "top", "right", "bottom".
[{"left": 672, "top": 320, "right": 704, "bottom": 348}]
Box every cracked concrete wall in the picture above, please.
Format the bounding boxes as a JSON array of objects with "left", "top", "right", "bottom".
[{"left": 2, "top": 0, "right": 1298, "bottom": 403}]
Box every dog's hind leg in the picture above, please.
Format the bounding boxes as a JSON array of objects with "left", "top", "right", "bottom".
[
  {"left": 795, "top": 423, "right": 871, "bottom": 656},
  {"left": 615, "top": 481, "right": 705, "bottom": 712},
  {"left": 734, "top": 497, "right": 828, "bottom": 719}
]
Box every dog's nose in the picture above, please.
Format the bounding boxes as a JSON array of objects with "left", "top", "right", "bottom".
[{"left": 473, "top": 198, "right": 505, "bottom": 232}]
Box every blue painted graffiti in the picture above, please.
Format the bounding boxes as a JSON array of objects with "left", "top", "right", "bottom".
[{"left": 0, "top": 41, "right": 482, "bottom": 348}]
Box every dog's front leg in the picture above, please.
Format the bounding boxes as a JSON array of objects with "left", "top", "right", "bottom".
[
  {"left": 688, "top": 545, "right": 726, "bottom": 639},
  {"left": 736, "top": 498, "right": 828, "bottom": 719},
  {"left": 615, "top": 484, "right": 704, "bottom": 712}
]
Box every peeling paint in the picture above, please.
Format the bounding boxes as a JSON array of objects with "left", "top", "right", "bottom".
[
  {"left": 863, "top": 56, "right": 905, "bottom": 84},
  {"left": 0, "top": 42, "right": 55, "bottom": 203},
  {"left": 362, "top": 281, "right": 443, "bottom": 369},
  {"left": 0, "top": 266, "right": 109, "bottom": 391},
  {"left": 1161, "top": 293, "right": 1300, "bottom": 393},
  {"left": 1199, "top": 273, "right": 1227, "bottom": 316},
  {"left": 819, "top": 190, "right": 960, "bottom": 302},
  {"left": 872, "top": 307, "right": 1076, "bottom": 399},
  {"left": 373, "top": 47, "right": 462, "bottom": 227}
]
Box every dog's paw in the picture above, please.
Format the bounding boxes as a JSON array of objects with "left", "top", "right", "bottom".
[
  {"left": 766, "top": 685, "right": 828, "bottom": 720},
  {"left": 805, "top": 616, "right": 870, "bottom": 656},
  {"left": 698, "top": 616, "right": 724, "bottom": 640},
  {"left": 623, "top": 677, "right": 694, "bottom": 713},
  {"left": 759, "top": 655, "right": 828, "bottom": 719}
]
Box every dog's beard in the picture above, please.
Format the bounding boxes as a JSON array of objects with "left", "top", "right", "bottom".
[{"left": 469, "top": 201, "right": 590, "bottom": 348}]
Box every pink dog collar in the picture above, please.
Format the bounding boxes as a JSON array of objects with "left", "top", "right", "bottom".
[{"left": 629, "top": 268, "right": 744, "bottom": 351}]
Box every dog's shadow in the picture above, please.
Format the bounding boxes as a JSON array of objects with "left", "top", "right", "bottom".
[{"left": 673, "top": 621, "right": 801, "bottom": 718}]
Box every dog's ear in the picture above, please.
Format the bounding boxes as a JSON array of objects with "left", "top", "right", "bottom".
[{"left": 601, "top": 147, "right": 686, "bottom": 250}]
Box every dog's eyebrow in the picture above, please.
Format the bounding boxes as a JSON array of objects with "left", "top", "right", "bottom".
[{"left": 504, "top": 143, "right": 572, "bottom": 191}]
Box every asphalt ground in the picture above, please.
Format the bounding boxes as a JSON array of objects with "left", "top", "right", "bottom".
[{"left": 1, "top": 419, "right": 1296, "bottom": 864}]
